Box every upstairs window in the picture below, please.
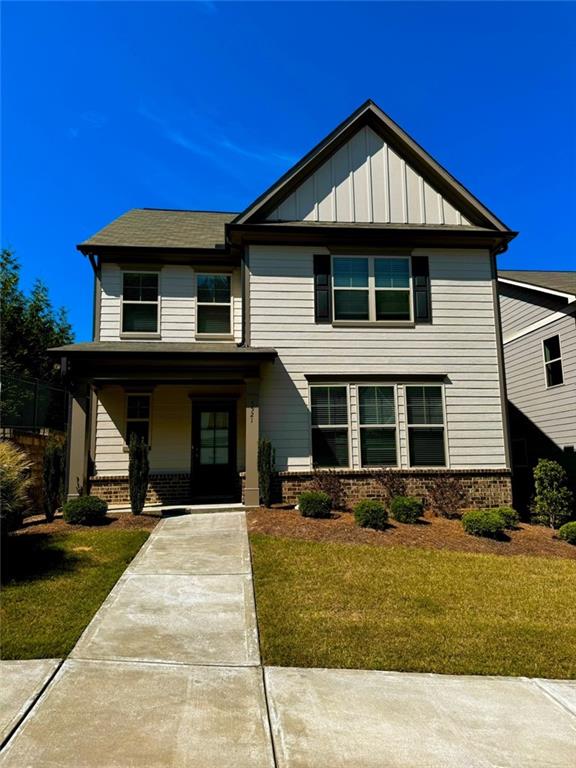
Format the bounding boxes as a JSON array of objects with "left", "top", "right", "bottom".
[
  {"left": 122, "top": 272, "right": 159, "bottom": 334},
  {"left": 310, "top": 386, "right": 349, "bottom": 467},
  {"left": 406, "top": 385, "right": 446, "bottom": 467},
  {"left": 543, "top": 335, "right": 563, "bottom": 387},
  {"left": 332, "top": 256, "right": 411, "bottom": 322},
  {"left": 197, "top": 274, "right": 232, "bottom": 335},
  {"left": 359, "top": 386, "right": 397, "bottom": 466},
  {"left": 126, "top": 394, "right": 151, "bottom": 446}
]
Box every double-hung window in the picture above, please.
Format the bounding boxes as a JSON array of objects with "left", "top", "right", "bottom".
[
  {"left": 406, "top": 385, "right": 446, "bottom": 467},
  {"left": 332, "top": 256, "right": 411, "bottom": 322},
  {"left": 543, "top": 335, "right": 563, "bottom": 387},
  {"left": 197, "top": 274, "right": 232, "bottom": 335},
  {"left": 358, "top": 386, "right": 397, "bottom": 466},
  {"left": 126, "top": 394, "right": 151, "bottom": 446},
  {"left": 310, "top": 386, "right": 349, "bottom": 467},
  {"left": 122, "top": 273, "right": 159, "bottom": 334}
]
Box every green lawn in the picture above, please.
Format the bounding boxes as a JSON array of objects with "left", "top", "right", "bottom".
[
  {"left": 1, "top": 529, "right": 149, "bottom": 659},
  {"left": 250, "top": 534, "right": 576, "bottom": 679}
]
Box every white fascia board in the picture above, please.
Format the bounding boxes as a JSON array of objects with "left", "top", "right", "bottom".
[{"left": 498, "top": 277, "right": 576, "bottom": 303}]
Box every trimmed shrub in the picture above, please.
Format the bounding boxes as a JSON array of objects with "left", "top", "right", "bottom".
[
  {"left": 493, "top": 506, "right": 519, "bottom": 530},
  {"left": 354, "top": 499, "right": 388, "bottom": 530},
  {"left": 390, "top": 495, "right": 424, "bottom": 524},
  {"left": 461, "top": 509, "right": 505, "bottom": 539},
  {"left": 258, "top": 438, "right": 276, "bottom": 507},
  {"left": 558, "top": 521, "right": 576, "bottom": 545},
  {"left": 310, "top": 470, "right": 344, "bottom": 510},
  {"left": 63, "top": 495, "right": 108, "bottom": 525},
  {"left": 298, "top": 491, "right": 332, "bottom": 519},
  {"left": 0, "top": 441, "right": 32, "bottom": 534},
  {"left": 531, "top": 459, "right": 574, "bottom": 529},
  {"left": 128, "top": 433, "right": 149, "bottom": 516},
  {"left": 43, "top": 438, "right": 66, "bottom": 522}
]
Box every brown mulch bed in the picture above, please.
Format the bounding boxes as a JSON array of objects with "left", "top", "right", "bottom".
[
  {"left": 14, "top": 512, "right": 160, "bottom": 536},
  {"left": 248, "top": 507, "right": 576, "bottom": 560}
]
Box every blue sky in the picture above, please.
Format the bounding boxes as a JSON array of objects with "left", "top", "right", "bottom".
[{"left": 2, "top": 1, "right": 575, "bottom": 341}]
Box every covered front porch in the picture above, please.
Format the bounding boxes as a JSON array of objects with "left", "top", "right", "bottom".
[{"left": 51, "top": 342, "right": 277, "bottom": 507}]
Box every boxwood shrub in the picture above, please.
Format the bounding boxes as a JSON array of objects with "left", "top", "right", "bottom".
[
  {"left": 390, "top": 496, "right": 424, "bottom": 524},
  {"left": 492, "top": 506, "right": 519, "bottom": 530},
  {"left": 461, "top": 509, "right": 505, "bottom": 538},
  {"left": 63, "top": 495, "right": 108, "bottom": 525},
  {"left": 298, "top": 491, "right": 332, "bottom": 519},
  {"left": 354, "top": 499, "right": 388, "bottom": 530},
  {"left": 558, "top": 521, "right": 576, "bottom": 545}
]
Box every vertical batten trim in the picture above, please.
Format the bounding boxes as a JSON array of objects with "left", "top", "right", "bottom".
[
  {"left": 437, "top": 192, "right": 444, "bottom": 225},
  {"left": 383, "top": 143, "right": 391, "bottom": 223},
  {"left": 365, "top": 128, "right": 374, "bottom": 223},
  {"left": 418, "top": 175, "right": 425, "bottom": 225},
  {"left": 347, "top": 141, "right": 355, "bottom": 223},
  {"left": 401, "top": 158, "right": 408, "bottom": 223},
  {"left": 312, "top": 172, "right": 319, "bottom": 222},
  {"left": 330, "top": 155, "right": 337, "bottom": 222}
]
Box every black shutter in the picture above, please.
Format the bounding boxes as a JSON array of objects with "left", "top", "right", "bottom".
[
  {"left": 412, "top": 256, "right": 432, "bottom": 323},
  {"left": 313, "top": 254, "right": 332, "bottom": 324}
]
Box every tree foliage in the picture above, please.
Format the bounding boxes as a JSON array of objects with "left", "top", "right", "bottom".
[
  {"left": 531, "top": 459, "right": 574, "bottom": 529},
  {"left": 128, "top": 434, "right": 149, "bottom": 515}
]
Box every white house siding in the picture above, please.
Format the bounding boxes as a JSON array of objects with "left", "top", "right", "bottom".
[
  {"left": 93, "top": 384, "right": 246, "bottom": 477},
  {"left": 99, "top": 263, "right": 242, "bottom": 342},
  {"left": 250, "top": 245, "right": 507, "bottom": 472},
  {"left": 266, "top": 126, "right": 471, "bottom": 226},
  {"left": 503, "top": 314, "right": 576, "bottom": 449},
  {"left": 499, "top": 284, "right": 562, "bottom": 340}
]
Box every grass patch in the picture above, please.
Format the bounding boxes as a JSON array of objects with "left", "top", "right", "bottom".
[
  {"left": 1, "top": 529, "right": 149, "bottom": 659},
  {"left": 250, "top": 534, "right": 576, "bottom": 678}
]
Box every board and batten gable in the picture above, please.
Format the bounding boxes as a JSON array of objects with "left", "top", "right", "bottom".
[
  {"left": 249, "top": 245, "right": 508, "bottom": 471},
  {"left": 99, "top": 263, "right": 242, "bottom": 342},
  {"left": 266, "top": 126, "right": 472, "bottom": 226}
]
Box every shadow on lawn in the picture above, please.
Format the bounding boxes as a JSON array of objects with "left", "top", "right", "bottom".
[{"left": 1, "top": 533, "right": 83, "bottom": 586}]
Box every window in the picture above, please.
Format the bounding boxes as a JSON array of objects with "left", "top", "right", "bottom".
[
  {"left": 122, "top": 273, "right": 159, "bottom": 334},
  {"left": 359, "top": 386, "right": 397, "bottom": 466},
  {"left": 197, "top": 274, "right": 231, "bottom": 335},
  {"left": 332, "top": 256, "right": 411, "bottom": 322},
  {"left": 126, "top": 394, "right": 151, "bottom": 446},
  {"left": 406, "top": 386, "right": 446, "bottom": 467},
  {"left": 310, "top": 386, "right": 349, "bottom": 467},
  {"left": 543, "top": 335, "right": 563, "bottom": 387}
]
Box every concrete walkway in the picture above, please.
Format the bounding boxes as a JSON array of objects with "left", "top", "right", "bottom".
[{"left": 1, "top": 510, "right": 575, "bottom": 767}]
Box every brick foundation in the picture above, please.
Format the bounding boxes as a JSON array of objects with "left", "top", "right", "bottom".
[
  {"left": 90, "top": 474, "right": 192, "bottom": 506},
  {"left": 261, "top": 469, "right": 512, "bottom": 511}
]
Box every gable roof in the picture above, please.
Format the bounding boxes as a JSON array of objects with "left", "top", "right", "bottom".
[
  {"left": 78, "top": 209, "right": 236, "bottom": 252},
  {"left": 498, "top": 270, "right": 576, "bottom": 302},
  {"left": 235, "top": 100, "right": 511, "bottom": 231}
]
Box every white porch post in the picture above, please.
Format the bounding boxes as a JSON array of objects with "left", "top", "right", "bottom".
[{"left": 244, "top": 377, "right": 260, "bottom": 507}]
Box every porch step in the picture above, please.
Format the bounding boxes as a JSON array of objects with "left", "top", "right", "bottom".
[{"left": 108, "top": 502, "right": 246, "bottom": 517}]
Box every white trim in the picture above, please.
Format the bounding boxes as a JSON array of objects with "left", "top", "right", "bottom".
[
  {"left": 498, "top": 277, "right": 576, "bottom": 303},
  {"left": 503, "top": 304, "right": 576, "bottom": 345},
  {"left": 542, "top": 334, "right": 564, "bottom": 389}
]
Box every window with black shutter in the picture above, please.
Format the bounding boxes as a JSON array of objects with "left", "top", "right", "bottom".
[
  {"left": 313, "top": 254, "right": 332, "bottom": 323},
  {"left": 411, "top": 256, "right": 431, "bottom": 323}
]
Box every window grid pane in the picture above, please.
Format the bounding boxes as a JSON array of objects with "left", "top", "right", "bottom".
[
  {"left": 359, "top": 386, "right": 395, "bottom": 425},
  {"left": 360, "top": 428, "right": 397, "bottom": 466},
  {"left": 545, "top": 360, "right": 564, "bottom": 387},
  {"left": 197, "top": 305, "right": 231, "bottom": 334},
  {"left": 312, "top": 428, "right": 349, "bottom": 468},
  {"left": 333, "top": 258, "right": 369, "bottom": 287},
  {"left": 543, "top": 335, "right": 561, "bottom": 362},
  {"left": 375, "top": 258, "right": 409, "bottom": 288},
  {"left": 406, "top": 386, "right": 444, "bottom": 425},
  {"left": 123, "top": 273, "right": 158, "bottom": 302},
  {"left": 334, "top": 290, "right": 369, "bottom": 320},
  {"left": 409, "top": 427, "right": 445, "bottom": 467},
  {"left": 197, "top": 275, "right": 231, "bottom": 304},
  {"left": 375, "top": 290, "right": 411, "bottom": 321},
  {"left": 311, "top": 387, "right": 348, "bottom": 426}
]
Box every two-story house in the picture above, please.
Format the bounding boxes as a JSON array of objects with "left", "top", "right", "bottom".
[
  {"left": 498, "top": 270, "right": 576, "bottom": 508},
  {"left": 52, "top": 100, "right": 517, "bottom": 510}
]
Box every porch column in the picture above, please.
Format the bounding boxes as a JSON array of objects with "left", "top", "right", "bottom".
[
  {"left": 244, "top": 377, "right": 260, "bottom": 507},
  {"left": 66, "top": 391, "right": 89, "bottom": 500}
]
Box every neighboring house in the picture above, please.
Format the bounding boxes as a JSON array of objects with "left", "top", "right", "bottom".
[
  {"left": 51, "top": 100, "right": 517, "bottom": 509},
  {"left": 498, "top": 270, "right": 576, "bottom": 507}
]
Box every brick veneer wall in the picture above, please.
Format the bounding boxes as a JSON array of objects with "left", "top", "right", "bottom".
[
  {"left": 90, "top": 474, "right": 192, "bottom": 506},
  {"left": 245, "top": 469, "right": 512, "bottom": 511}
]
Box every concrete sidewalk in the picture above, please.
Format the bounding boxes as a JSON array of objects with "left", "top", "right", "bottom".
[{"left": 1, "top": 510, "right": 574, "bottom": 767}]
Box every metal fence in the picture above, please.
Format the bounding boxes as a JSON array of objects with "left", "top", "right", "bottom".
[{"left": 1, "top": 375, "right": 68, "bottom": 431}]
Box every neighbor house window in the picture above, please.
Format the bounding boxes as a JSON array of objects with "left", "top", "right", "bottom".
[
  {"left": 125, "top": 394, "right": 151, "bottom": 446},
  {"left": 197, "top": 274, "right": 231, "bottom": 335},
  {"left": 122, "top": 272, "right": 159, "bottom": 333},
  {"left": 406, "top": 385, "right": 446, "bottom": 467},
  {"left": 543, "top": 335, "right": 563, "bottom": 387},
  {"left": 332, "top": 256, "right": 411, "bottom": 322},
  {"left": 359, "top": 386, "right": 397, "bottom": 466},
  {"left": 310, "top": 386, "right": 349, "bottom": 467}
]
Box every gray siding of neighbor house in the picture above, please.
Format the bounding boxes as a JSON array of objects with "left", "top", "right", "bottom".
[
  {"left": 499, "top": 284, "right": 564, "bottom": 340},
  {"left": 250, "top": 245, "right": 507, "bottom": 472},
  {"left": 502, "top": 307, "right": 576, "bottom": 450}
]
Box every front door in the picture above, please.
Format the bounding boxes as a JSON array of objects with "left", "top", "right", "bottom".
[{"left": 191, "top": 402, "right": 238, "bottom": 501}]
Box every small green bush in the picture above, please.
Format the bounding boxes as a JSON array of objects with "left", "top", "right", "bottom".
[
  {"left": 62, "top": 495, "right": 108, "bottom": 525},
  {"left": 298, "top": 491, "right": 332, "bottom": 518},
  {"left": 492, "top": 506, "right": 520, "bottom": 530},
  {"left": 558, "top": 521, "right": 576, "bottom": 545},
  {"left": 461, "top": 509, "right": 505, "bottom": 539},
  {"left": 390, "top": 496, "right": 424, "bottom": 524},
  {"left": 531, "top": 459, "right": 574, "bottom": 528},
  {"left": 354, "top": 499, "right": 388, "bottom": 530}
]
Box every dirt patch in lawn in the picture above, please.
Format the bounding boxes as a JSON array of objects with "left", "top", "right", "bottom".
[
  {"left": 247, "top": 507, "right": 576, "bottom": 559},
  {"left": 15, "top": 512, "right": 159, "bottom": 536}
]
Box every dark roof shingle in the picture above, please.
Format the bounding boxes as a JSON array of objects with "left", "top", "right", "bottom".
[
  {"left": 79, "top": 209, "right": 237, "bottom": 251},
  {"left": 498, "top": 270, "right": 576, "bottom": 297}
]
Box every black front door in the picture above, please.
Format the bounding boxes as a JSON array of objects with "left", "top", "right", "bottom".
[{"left": 191, "top": 402, "right": 238, "bottom": 501}]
